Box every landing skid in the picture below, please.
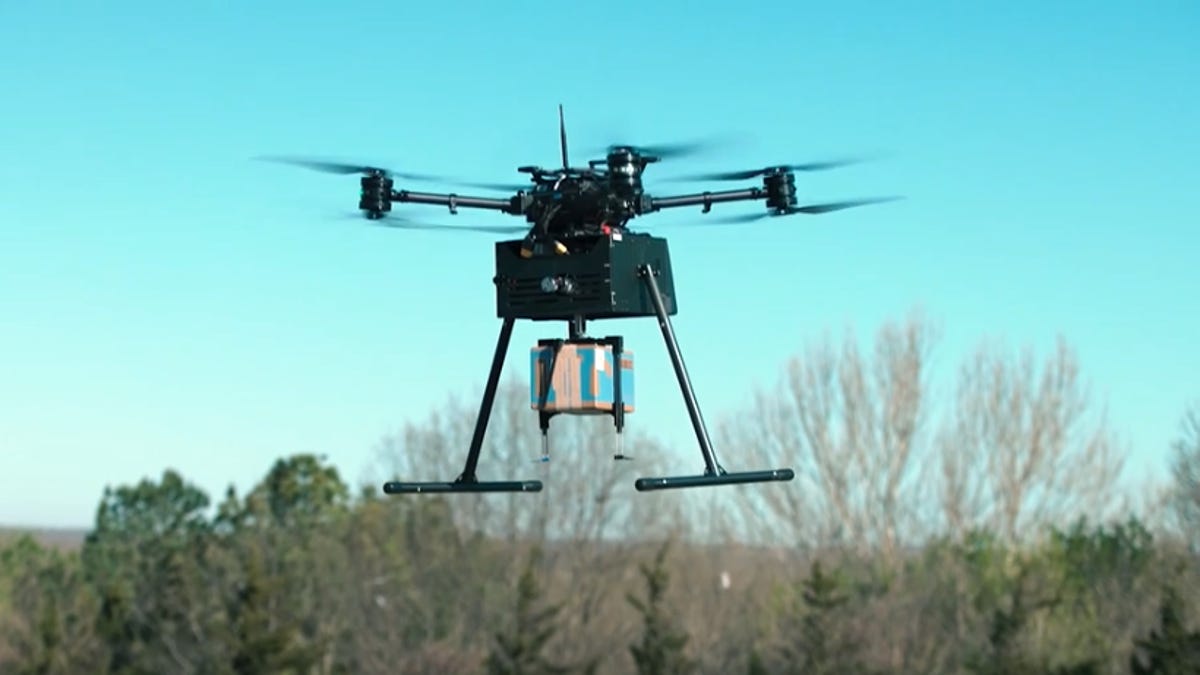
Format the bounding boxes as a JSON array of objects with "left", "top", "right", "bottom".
[
  {"left": 383, "top": 316, "right": 543, "bottom": 495},
  {"left": 382, "top": 261, "right": 793, "bottom": 494},
  {"left": 631, "top": 264, "right": 793, "bottom": 491}
]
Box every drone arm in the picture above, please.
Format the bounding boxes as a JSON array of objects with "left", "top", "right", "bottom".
[
  {"left": 392, "top": 190, "right": 522, "bottom": 215},
  {"left": 645, "top": 188, "right": 765, "bottom": 213}
]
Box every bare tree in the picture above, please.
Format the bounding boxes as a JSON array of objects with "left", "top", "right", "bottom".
[
  {"left": 936, "top": 336, "right": 1125, "bottom": 543},
  {"left": 721, "top": 309, "right": 1128, "bottom": 554},
  {"left": 718, "top": 308, "right": 939, "bottom": 559},
  {"left": 1169, "top": 400, "right": 1200, "bottom": 550}
]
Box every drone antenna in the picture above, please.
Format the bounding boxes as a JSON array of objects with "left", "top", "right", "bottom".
[{"left": 558, "top": 103, "right": 569, "bottom": 170}]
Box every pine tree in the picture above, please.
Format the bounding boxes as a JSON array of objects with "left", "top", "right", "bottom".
[
  {"left": 626, "top": 541, "right": 695, "bottom": 675},
  {"left": 794, "top": 559, "right": 852, "bottom": 675},
  {"left": 485, "top": 548, "right": 569, "bottom": 675}
]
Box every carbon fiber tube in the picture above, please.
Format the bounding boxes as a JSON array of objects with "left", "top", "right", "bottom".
[
  {"left": 383, "top": 480, "right": 544, "bottom": 494},
  {"left": 634, "top": 469, "right": 794, "bottom": 492}
]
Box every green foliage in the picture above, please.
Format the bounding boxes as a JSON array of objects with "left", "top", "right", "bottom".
[
  {"left": 81, "top": 468, "right": 217, "bottom": 674},
  {"left": 1048, "top": 516, "right": 1154, "bottom": 593},
  {"left": 485, "top": 547, "right": 572, "bottom": 675},
  {"left": 245, "top": 454, "right": 350, "bottom": 529},
  {"left": 224, "top": 542, "right": 324, "bottom": 674},
  {"left": 744, "top": 558, "right": 867, "bottom": 675},
  {"left": 746, "top": 650, "right": 770, "bottom": 675},
  {"left": 87, "top": 468, "right": 211, "bottom": 545},
  {"left": 1042, "top": 517, "right": 1155, "bottom": 668},
  {"left": 0, "top": 535, "right": 103, "bottom": 674},
  {"left": 1130, "top": 584, "right": 1200, "bottom": 674},
  {"left": 772, "top": 559, "right": 864, "bottom": 675},
  {"left": 214, "top": 454, "right": 350, "bottom": 674},
  {"left": 949, "top": 520, "right": 1162, "bottom": 675},
  {"left": 800, "top": 560, "right": 848, "bottom": 672},
  {"left": 626, "top": 541, "right": 695, "bottom": 675},
  {"left": 3, "top": 449, "right": 1200, "bottom": 674}
]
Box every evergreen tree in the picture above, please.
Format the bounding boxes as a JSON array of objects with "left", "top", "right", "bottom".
[
  {"left": 1131, "top": 585, "right": 1200, "bottom": 674},
  {"left": 485, "top": 548, "right": 569, "bottom": 675},
  {"left": 225, "top": 542, "right": 324, "bottom": 674},
  {"left": 626, "top": 541, "right": 695, "bottom": 675},
  {"left": 784, "top": 559, "right": 858, "bottom": 675}
]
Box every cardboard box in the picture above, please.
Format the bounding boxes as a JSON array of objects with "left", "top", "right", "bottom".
[{"left": 530, "top": 343, "right": 634, "bottom": 414}]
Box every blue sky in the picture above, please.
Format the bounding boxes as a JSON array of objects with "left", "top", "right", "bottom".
[{"left": 1, "top": 1, "right": 1197, "bottom": 528}]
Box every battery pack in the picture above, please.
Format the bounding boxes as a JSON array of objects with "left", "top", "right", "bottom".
[{"left": 530, "top": 343, "right": 634, "bottom": 414}]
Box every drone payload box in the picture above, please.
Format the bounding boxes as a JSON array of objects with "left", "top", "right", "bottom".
[{"left": 530, "top": 343, "right": 634, "bottom": 415}]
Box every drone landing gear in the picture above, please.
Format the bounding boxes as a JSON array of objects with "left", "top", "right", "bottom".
[
  {"left": 383, "top": 317, "right": 544, "bottom": 494},
  {"left": 382, "top": 262, "right": 794, "bottom": 495},
  {"left": 632, "top": 263, "right": 794, "bottom": 491}
]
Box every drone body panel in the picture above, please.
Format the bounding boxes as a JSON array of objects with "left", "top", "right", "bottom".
[{"left": 493, "top": 232, "right": 677, "bottom": 321}]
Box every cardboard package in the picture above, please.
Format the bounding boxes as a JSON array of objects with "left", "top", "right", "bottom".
[{"left": 529, "top": 343, "right": 635, "bottom": 414}]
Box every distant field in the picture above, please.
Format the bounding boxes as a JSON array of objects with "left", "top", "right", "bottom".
[{"left": 0, "top": 526, "right": 88, "bottom": 551}]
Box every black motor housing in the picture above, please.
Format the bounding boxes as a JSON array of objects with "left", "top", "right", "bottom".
[{"left": 359, "top": 174, "right": 394, "bottom": 218}]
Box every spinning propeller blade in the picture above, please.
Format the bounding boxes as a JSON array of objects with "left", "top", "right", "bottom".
[
  {"left": 671, "top": 158, "right": 867, "bottom": 182},
  {"left": 332, "top": 210, "right": 528, "bottom": 235},
  {"left": 606, "top": 140, "right": 709, "bottom": 159},
  {"left": 694, "top": 196, "right": 904, "bottom": 225},
  {"left": 787, "top": 196, "right": 904, "bottom": 214},
  {"left": 594, "top": 129, "right": 748, "bottom": 161},
  {"left": 595, "top": 132, "right": 739, "bottom": 161},
  {"left": 371, "top": 220, "right": 531, "bottom": 235},
  {"left": 451, "top": 180, "right": 536, "bottom": 193},
  {"left": 356, "top": 213, "right": 528, "bottom": 235},
  {"left": 256, "top": 155, "right": 446, "bottom": 182}
]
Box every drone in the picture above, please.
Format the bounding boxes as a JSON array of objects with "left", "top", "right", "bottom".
[{"left": 261, "top": 106, "right": 900, "bottom": 494}]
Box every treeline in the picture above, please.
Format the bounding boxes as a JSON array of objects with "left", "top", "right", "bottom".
[{"left": 3, "top": 311, "right": 1199, "bottom": 673}]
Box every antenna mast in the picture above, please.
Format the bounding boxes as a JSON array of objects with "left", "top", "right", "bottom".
[{"left": 558, "top": 104, "right": 569, "bottom": 170}]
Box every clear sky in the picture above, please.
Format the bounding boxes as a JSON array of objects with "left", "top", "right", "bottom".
[{"left": 2, "top": 1, "right": 1197, "bottom": 528}]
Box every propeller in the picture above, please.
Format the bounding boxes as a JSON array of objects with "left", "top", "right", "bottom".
[
  {"left": 605, "top": 140, "right": 709, "bottom": 159},
  {"left": 372, "top": 220, "right": 531, "bottom": 235},
  {"left": 595, "top": 132, "right": 740, "bottom": 161},
  {"left": 328, "top": 209, "right": 530, "bottom": 235},
  {"left": 670, "top": 158, "right": 867, "bottom": 182},
  {"left": 450, "top": 180, "right": 537, "bottom": 193},
  {"left": 256, "top": 155, "right": 447, "bottom": 182},
  {"left": 696, "top": 196, "right": 904, "bottom": 225},
  {"left": 355, "top": 212, "right": 530, "bottom": 235}
]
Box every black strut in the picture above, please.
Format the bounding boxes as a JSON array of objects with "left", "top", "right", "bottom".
[
  {"left": 632, "top": 263, "right": 794, "bottom": 491},
  {"left": 383, "top": 317, "right": 543, "bottom": 494}
]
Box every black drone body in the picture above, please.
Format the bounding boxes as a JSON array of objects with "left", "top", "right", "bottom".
[{"left": 261, "top": 106, "right": 899, "bottom": 495}]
